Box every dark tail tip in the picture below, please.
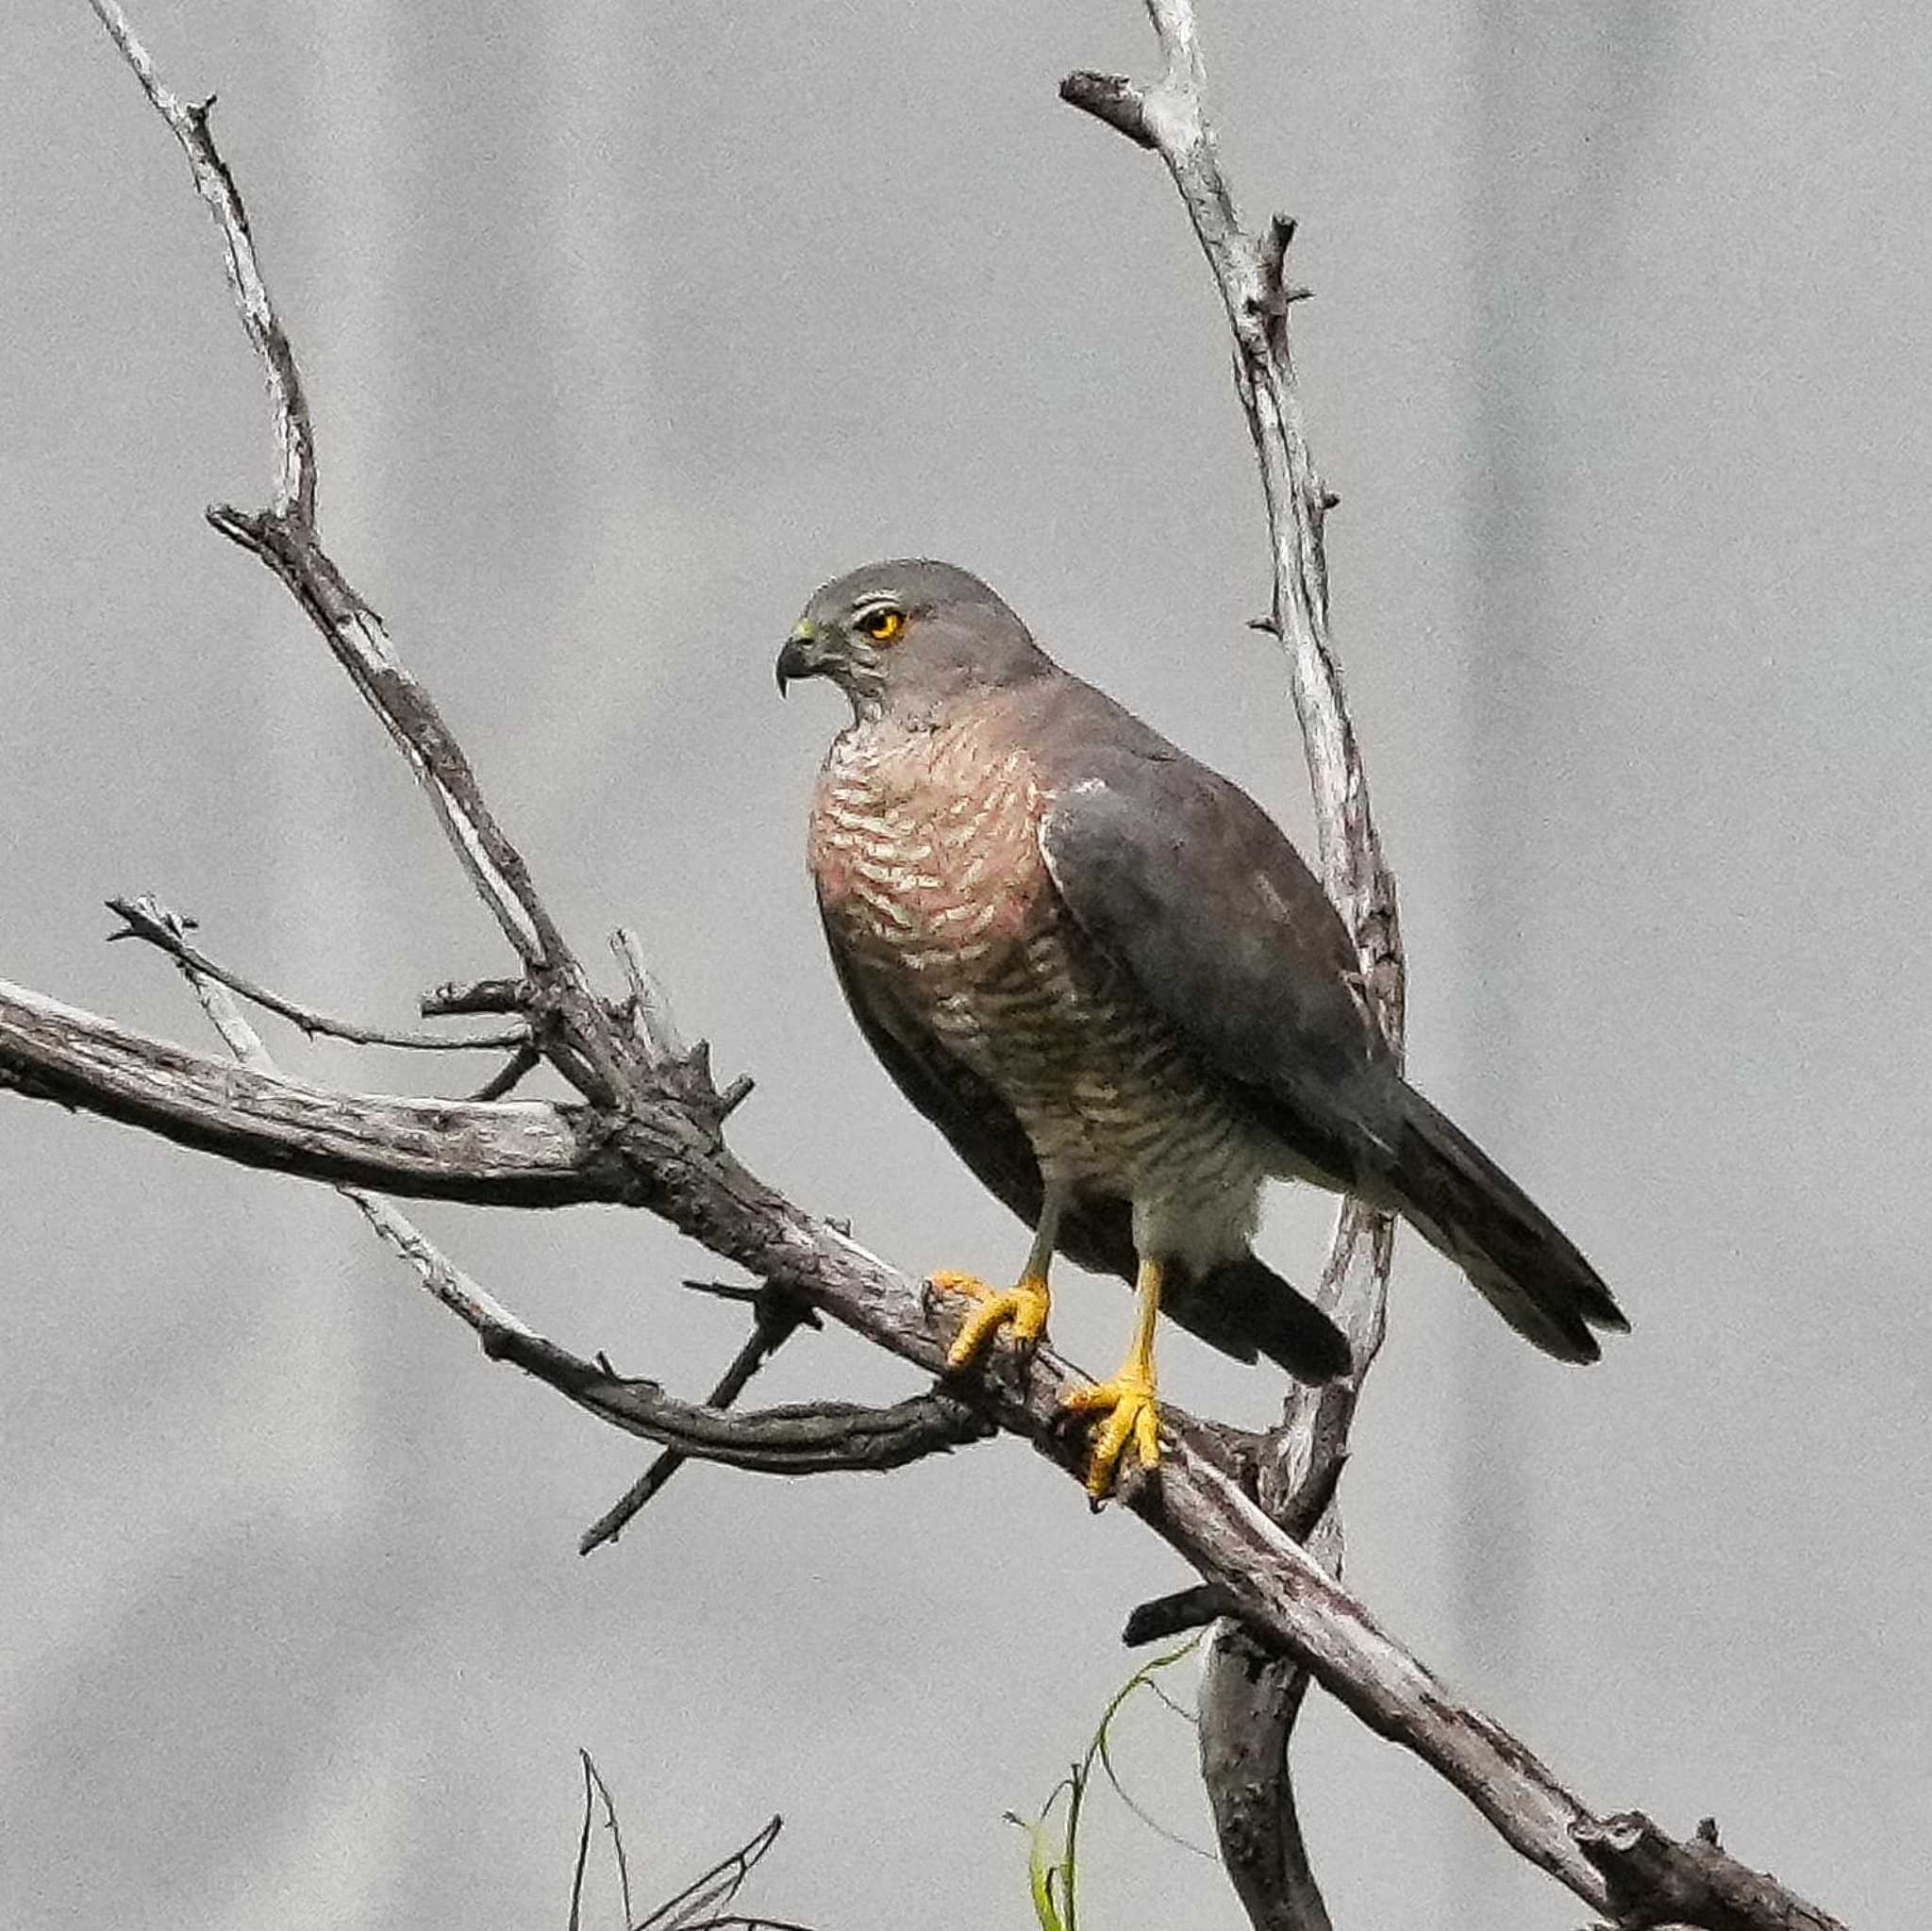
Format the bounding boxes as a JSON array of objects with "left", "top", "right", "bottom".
[{"left": 1389, "top": 1085, "right": 1628, "bottom": 1362}]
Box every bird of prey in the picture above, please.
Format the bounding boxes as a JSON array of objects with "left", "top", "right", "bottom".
[{"left": 777, "top": 560, "right": 1626, "bottom": 1495}]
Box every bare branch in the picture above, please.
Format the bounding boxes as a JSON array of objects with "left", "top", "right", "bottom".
[
  {"left": 123, "top": 893, "right": 982, "bottom": 1485},
  {"left": 8, "top": 924, "right": 1840, "bottom": 1921},
  {"left": 88, "top": 0, "right": 564, "bottom": 971},
  {"left": 3, "top": 957, "right": 1848, "bottom": 1928},
  {"left": 486, "top": 1331, "right": 991, "bottom": 1476},
  {"left": 205, "top": 503, "right": 566, "bottom": 973},
  {"left": 84, "top": 0, "right": 312, "bottom": 524},
  {"left": 107, "top": 894, "right": 528, "bottom": 1053},
  {"left": 1574, "top": 1814, "right": 1851, "bottom": 1931},
  {"left": 422, "top": 976, "right": 526, "bottom": 1017},
  {"left": 1198, "top": 1611, "right": 1332, "bottom": 1931},
  {"left": 612, "top": 926, "right": 690, "bottom": 1064},
  {"left": 0, "top": 922, "right": 1673, "bottom": 1914},
  {"left": 122, "top": 896, "right": 544, "bottom": 1345},
  {"left": 1122, "top": 1583, "right": 1240, "bottom": 1648},
  {"left": 2, "top": 950, "right": 1674, "bottom": 1914},
  {"left": 581, "top": 1287, "right": 819, "bottom": 1553},
  {"left": 1058, "top": 72, "right": 1159, "bottom": 148},
  {"left": 1065, "top": 6, "right": 1403, "bottom": 1922},
  {"left": 465, "top": 1042, "right": 542, "bottom": 1102},
  {"left": 0, "top": 976, "right": 631, "bottom": 1206}
]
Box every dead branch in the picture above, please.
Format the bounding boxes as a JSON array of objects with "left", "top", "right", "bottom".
[
  {"left": 129, "top": 890, "right": 986, "bottom": 1484},
  {"left": 1575, "top": 1814, "right": 1850, "bottom": 1931},
  {"left": 1062, "top": 19, "right": 1843, "bottom": 1931},
  {"left": 581, "top": 1285, "right": 820, "bottom": 1553},
  {"left": 107, "top": 894, "right": 528, "bottom": 1053},
  {"left": 1066, "top": 7, "right": 1402, "bottom": 1922},
  {"left": 0, "top": 975, "right": 632, "bottom": 1206},
  {"left": 487, "top": 1327, "right": 991, "bottom": 1475},
  {"left": 0, "top": 8, "right": 1849, "bottom": 1931},
  {"left": 0, "top": 963, "right": 1843, "bottom": 1928}
]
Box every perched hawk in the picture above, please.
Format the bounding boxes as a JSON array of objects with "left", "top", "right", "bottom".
[{"left": 778, "top": 560, "right": 1626, "bottom": 1493}]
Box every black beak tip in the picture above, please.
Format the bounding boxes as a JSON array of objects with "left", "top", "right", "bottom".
[{"left": 775, "top": 633, "right": 820, "bottom": 696}]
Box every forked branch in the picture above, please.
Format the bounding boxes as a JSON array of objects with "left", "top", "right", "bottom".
[{"left": 122, "top": 891, "right": 983, "bottom": 1483}]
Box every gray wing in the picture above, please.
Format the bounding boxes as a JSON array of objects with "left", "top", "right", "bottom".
[
  {"left": 1036, "top": 728, "right": 1626, "bottom": 1362},
  {"left": 1037, "top": 747, "right": 1399, "bottom": 1187}
]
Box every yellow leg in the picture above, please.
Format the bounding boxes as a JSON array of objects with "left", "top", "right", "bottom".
[
  {"left": 1064, "top": 1255, "right": 1164, "bottom": 1497},
  {"left": 932, "top": 1181, "right": 1064, "bottom": 1369}
]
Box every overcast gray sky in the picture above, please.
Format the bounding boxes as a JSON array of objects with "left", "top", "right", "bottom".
[{"left": 3, "top": 4, "right": 1926, "bottom": 1927}]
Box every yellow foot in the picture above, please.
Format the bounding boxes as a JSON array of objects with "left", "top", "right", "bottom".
[
  {"left": 1064, "top": 1371, "right": 1161, "bottom": 1498},
  {"left": 929, "top": 1270, "right": 1051, "bottom": 1369}
]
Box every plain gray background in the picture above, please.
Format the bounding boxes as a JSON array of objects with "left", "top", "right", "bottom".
[{"left": 3, "top": 4, "right": 1926, "bottom": 1926}]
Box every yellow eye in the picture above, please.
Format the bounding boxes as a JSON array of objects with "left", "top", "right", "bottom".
[{"left": 858, "top": 606, "right": 905, "bottom": 642}]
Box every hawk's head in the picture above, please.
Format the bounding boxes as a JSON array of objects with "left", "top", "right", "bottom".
[{"left": 777, "top": 559, "right": 1052, "bottom": 723}]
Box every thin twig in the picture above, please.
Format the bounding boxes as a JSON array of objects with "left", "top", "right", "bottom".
[
  {"left": 83, "top": 0, "right": 312, "bottom": 524},
  {"left": 582, "top": 1752, "right": 636, "bottom": 1931},
  {"left": 581, "top": 1288, "right": 818, "bottom": 1553},
  {"left": 107, "top": 895, "right": 529, "bottom": 1052},
  {"left": 568, "top": 1752, "right": 596, "bottom": 1931},
  {"left": 125, "top": 897, "right": 539, "bottom": 1336},
  {"left": 466, "top": 1042, "right": 541, "bottom": 1101}
]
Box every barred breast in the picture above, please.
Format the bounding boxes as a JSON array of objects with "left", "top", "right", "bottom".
[{"left": 810, "top": 702, "right": 1271, "bottom": 1268}]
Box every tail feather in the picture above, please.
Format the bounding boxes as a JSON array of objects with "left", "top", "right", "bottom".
[
  {"left": 1381, "top": 1085, "right": 1627, "bottom": 1361},
  {"left": 1167, "top": 1252, "right": 1353, "bottom": 1382}
]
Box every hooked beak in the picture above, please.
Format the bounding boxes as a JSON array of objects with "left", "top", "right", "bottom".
[{"left": 775, "top": 622, "right": 832, "bottom": 695}]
